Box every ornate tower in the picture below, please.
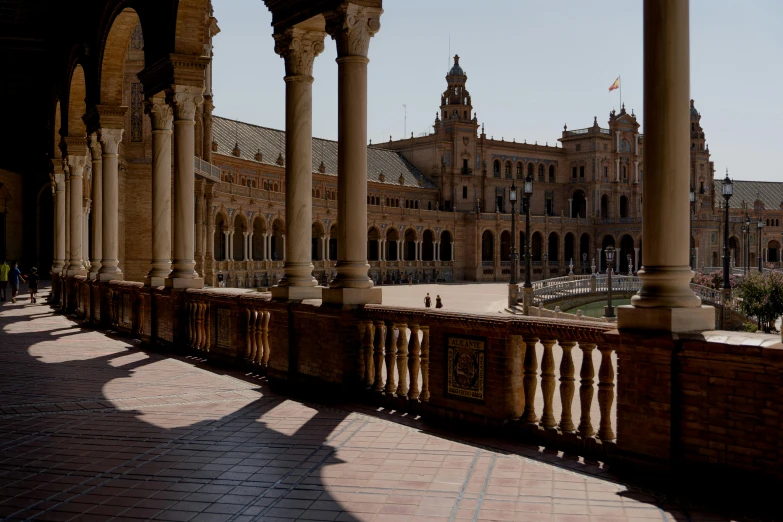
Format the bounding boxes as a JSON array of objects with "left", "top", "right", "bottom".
[
  {"left": 689, "top": 99, "right": 714, "bottom": 206},
  {"left": 439, "top": 55, "right": 474, "bottom": 125}
]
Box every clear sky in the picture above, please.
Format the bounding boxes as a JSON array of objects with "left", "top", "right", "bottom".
[{"left": 212, "top": 0, "right": 782, "bottom": 182}]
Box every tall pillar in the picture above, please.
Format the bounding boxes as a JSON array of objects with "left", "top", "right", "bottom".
[
  {"left": 243, "top": 232, "right": 249, "bottom": 261},
  {"left": 272, "top": 27, "right": 325, "bottom": 300},
  {"left": 323, "top": 3, "right": 383, "bottom": 305},
  {"left": 144, "top": 96, "right": 173, "bottom": 286},
  {"left": 619, "top": 0, "right": 713, "bottom": 331},
  {"left": 52, "top": 169, "right": 66, "bottom": 273},
  {"left": 634, "top": 247, "right": 640, "bottom": 273},
  {"left": 166, "top": 85, "right": 204, "bottom": 288},
  {"left": 82, "top": 202, "right": 90, "bottom": 269},
  {"left": 97, "top": 129, "right": 124, "bottom": 281},
  {"left": 88, "top": 136, "right": 103, "bottom": 279},
  {"left": 248, "top": 233, "right": 253, "bottom": 261},
  {"left": 195, "top": 183, "right": 205, "bottom": 276},
  {"left": 223, "top": 231, "right": 230, "bottom": 261},
  {"left": 66, "top": 149, "right": 87, "bottom": 276},
  {"left": 205, "top": 185, "right": 215, "bottom": 285},
  {"left": 228, "top": 229, "right": 235, "bottom": 261},
  {"left": 64, "top": 165, "right": 71, "bottom": 268}
]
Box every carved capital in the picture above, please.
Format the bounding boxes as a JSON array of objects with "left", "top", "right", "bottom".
[
  {"left": 144, "top": 96, "right": 174, "bottom": 131},
  {"left": 274, "top": 28, "right": 326, "bottom": 79},
  {"left": 325, "top": 3, "right": 382, "bottom": 58},
  {"left": 167, "top": 85, "right": 204, "bottom": 122},
  {"left": 98, "top": 128, "right": 124, "bottom": 155},
  {"left": 88, "top": 134, "right": 102, "bottom": 161},
  {"left": 67, "top": 155, "right": 88, "bottom": 177}
]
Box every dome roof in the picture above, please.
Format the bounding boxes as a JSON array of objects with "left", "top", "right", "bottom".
[{"left": 448, "top": 54, "right": 465, "bottom": 77}]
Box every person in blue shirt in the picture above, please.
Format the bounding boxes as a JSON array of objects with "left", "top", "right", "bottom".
[{"left": 9, "top": 262, "right": 25, "bottom": 304}]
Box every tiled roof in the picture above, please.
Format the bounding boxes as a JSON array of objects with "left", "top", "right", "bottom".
[
  {"left": 713, "top": 179, "right": 783, "bottom": 210},
  {"left": 212, "top": 116, "right": 437, "bottom": 189}
]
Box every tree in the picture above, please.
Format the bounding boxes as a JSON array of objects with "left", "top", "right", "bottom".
[{"left": 734, "top": 272, "right": 783, "bottom": 333}]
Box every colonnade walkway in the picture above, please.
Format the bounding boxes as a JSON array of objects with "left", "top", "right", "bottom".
[{"left": 0, "top": 288, "right": 734, "bottom": 521}]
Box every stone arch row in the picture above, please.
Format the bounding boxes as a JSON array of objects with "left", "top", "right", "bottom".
[
  {"left": 366, "top": 227, "right": 454, "bottom": 262},
  {"left": 493, "top": 160, "right": 556, "bottom": 182}
]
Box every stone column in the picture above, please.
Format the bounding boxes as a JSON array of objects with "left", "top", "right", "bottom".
[
  {"left": 195, "top": 185, "right": 205, "bottom": 276},
  {"left": 248, "top": 233, "right": 254, "bottom": 261},
  {"left": 272, "top": 27, "right": 325, "bottom": 300},
  {"left": 205, "top": 186, "right": 215, "bottom": 285},
  {"left": 53, "top": 170, "right": 66, "bottom": 273},
  {"left": 144, "top": 96, "right": 173, "bottom": 286},
  {"left": 619, "top": 0, "right": 713, "bottom": 331},
  {"left": 597, "top": 248, "right": 602, "bottom": 273},
  {"left": 82, "top": 202, "right": 90, "bottom": 269},
  {"left": 88, "top": 136, "right": 103, "bottom": 279},
  {"left": 228, "top": 229, "right": 235, "bottom": 261},
  {"left": 97, "top": 129, "right": 123, "bottom": 281},
  {"left": 223, "top": 231, "right": 230, "bottom": 261},
  {"left": 66, "top": 152, "right": 87, "bottom": 276},
  {"left": 634, "top": 247, "right": 640, "bottom": 273},
  {"left": 323, "top": 3, "right": 383, "bottom": 305},
  {"left": 166, "top": 85, "right": 204, "bottom": 288},
  {"left": 243, "top": 232, "right": 249, "bottom": 261},
  {"left": 64, "top": 166, "right": 71, "bottom": 267}
]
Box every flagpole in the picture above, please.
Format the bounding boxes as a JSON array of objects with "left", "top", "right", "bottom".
[{"left": 619, "top": 74, "right": 622, "bottom": 109}]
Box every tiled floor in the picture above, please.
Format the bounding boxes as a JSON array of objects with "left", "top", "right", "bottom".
[{"left": 0, "top": 288, "right": 740, "bottom": 521}]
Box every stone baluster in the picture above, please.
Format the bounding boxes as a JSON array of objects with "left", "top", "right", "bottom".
[
  {"left": 578, "top": 342, "right": 596, "bottom": 437},
  {"left": 246, "top": 309, "right": 258, "bottom": 361},
  {"left": 521, "top": 337, "right": 539, "bottom": 424},
  {"left": 539, "top": 339, "right": 557, "bottom": 430},
  {"left": 196, "top": 302, "right": 206, "bottom": 351},
  {"left": 395, "top": 323, "right": 409, "bottom": 397},
  {"left": 358, "top": 320, "right": 374, "bottom": 388},
  {"left": 597, "top": 344, "right": 616, "bottom": 441},
  {"left": 420, "top": 325, "right": 430, "bottom": 402},
  {"left": 187, "top": 302, "right": 195, "bottom": 348},
  {"left": 407, "top": 324, "right": 421, "bottom": 400},
  {"left": 558, "top": 340, "right": 577, "bottom": 433},
  {"left": 384, "top": 322, "right": 396, "bottom": 395},
  {"left": 253, "top": 310, "right": 264, "bottom": 363},
  {"left": 372, "top": 320, "right": 386, "bottom": 393},
  {"left": 260, "top": 311, "right": 270, "bottom": 367}
]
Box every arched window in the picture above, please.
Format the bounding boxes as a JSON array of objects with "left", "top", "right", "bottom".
[
  {"left": 493, "top": 160, "right": 501, "bottom": 178},
  {"left": 505, "top": 161, "right": 511, "bottom": 179},
  {"left": 516, "top": 163, "right": 523, "bottom": 179},
  {"left": 538, "top": 164, "right": 544, "bottom": 182},
  {"left": 528, "top": 163, "right": 534, "bottom": 179},
  {"left": 548, "top": 165, "right": 555, "bottom": 183},
  {"left": 622, "top": 165, "right": 627, "bottom": 180}
]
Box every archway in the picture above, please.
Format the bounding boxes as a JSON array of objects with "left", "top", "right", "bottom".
[
  {"left": 600, "top": 194, "right": 609, "bottom": 219},
  {"left": 386, "top": 228, "right": 399, "bottom": 261},
  {"left": 481, "top": 231, "right": 494, "bottom": 263},
  {"left": 564, "top": 233, "right": 575, "bottom": 267},
  {"left": 368, "top": 227, "right": 380, "bottom": 261},
  {"left": 601, "top": 235, "right": 616, "bottom": 273},
  {"left": 572, "top": 190, "right": 586, "bottom": 218},
  {"left": 619, "top": 234, "right": 634, "bottom": 273},
  {"left": 728, "top": 236, "right": 739, "bottom": 267},
  {"left": 619, "top": 195, "right": 629, "bottom": 218},
  {"left": 422, "top": 230, "right": 434, "bottom": 261},
  {"left": 548, "top": 232, "right": 559, "bottom": 262},
  {"left": 214, "top": 213, "right": 226, "bottom": 261},
  {"left": 252, "top": 216, "right": 266, "bottom": 260},
  {"left": 579, "top": 233, "right": 591, "bottom": 272},
  {"left": 768, "top": 240, "right": 781, "bottom": 263},
  {"left": 233, "top": 214, "right": 247, "bottom": 261},
  {"left": 312, "top": 222, "right": 324, "bottom": 261},
  {"left": 404, "top": 229, "right": 417, "bottom": 261},
  {"left": 500, "top": 231, "right": 511, "bottom": 262},
  {"left": 270, "top": 219, "right": 284, "bottom": 261},
  {"left": 532, "top": 232, "right": 543, "bottom": 262},
  {"left": 439, "top": 230, "right": 452, "bottom": 261}
]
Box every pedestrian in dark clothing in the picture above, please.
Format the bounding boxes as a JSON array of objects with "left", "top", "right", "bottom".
[
  {"left": 435, "top": 295, "right": 443, "bottom": 309},
  {"left": 28, "top": 268, "right": 40, "bottom": 304},
  {"left": 424, "top": 293, "right": 432, "bottom": 308}
]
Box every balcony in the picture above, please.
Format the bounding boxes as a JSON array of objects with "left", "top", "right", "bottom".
[{"left": 460, "top": 167, "right": 473, "bottom": 175}]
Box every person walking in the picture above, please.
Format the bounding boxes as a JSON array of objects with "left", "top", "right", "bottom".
[
  {"left": 28, "top": 267, "right": 40, "bottom": 304},
  {"left": 435, "top": 295, "right": 443, "bottom": 309},
  {"left": 0, "top": 260, "right": 9, "bottom": 302},
  {"left": 8, "top": 262, "right": 25, "bottom": 304},
  {"left": 424, "top": 292, "right": 431, "bottom": 308}
]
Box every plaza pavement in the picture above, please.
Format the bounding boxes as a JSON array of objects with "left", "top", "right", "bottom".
[{"left": 0, "top": 285, "right": 744, "bottom": 521}]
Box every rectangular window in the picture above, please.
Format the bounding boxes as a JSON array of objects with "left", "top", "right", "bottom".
[
  {"left": 603, "top": 166, "right": 608, "bottom": 180},
  {"left": 462, "top": 186, "right": 468, "bottom": 199},
  {"left": 444, "top": 200, "right": 452, "bottom": 211},
  {"left": 579, "top": 166, "right": 585, "bottom": 178},
  {"left": 572, "top": 167, "right": 577, "bottom": 179},
  {"left": 545, "top": 198, "right": 554, "bottom": 216}
]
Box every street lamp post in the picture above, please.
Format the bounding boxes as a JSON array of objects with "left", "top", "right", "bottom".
[
  {"left": 758, "top": 216, "right": 764, "bottom": 273},
  {"left": 722, "top": 172, "right": 733, "bottom": 289},
  {"left": 522, "top": 173, "right": 533, "bottom": 314},
  {"left": 604, "top": 245, "right": 615, "bottom": 319},
  {"left": 689, "top": 186, "right": 695, "bottom": 270},
  {"left": 508, "top": 181, "right": 519, "bottom": 308}
]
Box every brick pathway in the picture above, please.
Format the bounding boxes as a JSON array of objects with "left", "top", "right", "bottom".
[{"left": 0, "top": 287, "right": 737, "bottom": 521}]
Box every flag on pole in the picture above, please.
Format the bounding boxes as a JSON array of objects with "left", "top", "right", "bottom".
[{"left": 608, "top": 77, "right": 620, "bottom": 92}]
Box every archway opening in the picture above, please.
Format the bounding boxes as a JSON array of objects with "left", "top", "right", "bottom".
[
  {"left": 439, "top": 230, "right": 452, "bottom": 261},
  {"left": 422, "top": 230, "right": 434, "bottom": 261},
  {"left": 548, "top": 232, "right": 559, "bottom": 262},
  {"left": 386, "top": 228, "right": 399, "bottom": 261},
  {"left": 619, "top": 234, "right": 634, "bottom": 273},
  {"left": 500, "top": 231, "right": 511, "bottom": 262},
  {"left": 404, "top": 229, "right": 417, "bottom": 261},
  {"left": 532, "top": 232, "right": 543, "bottom": 262},
  {"left": 572, "top": 190, "right": 586, "bottom": 218},
  {"left": 481, "top": 231, "right": 494, "bottom": 263},
  {"left": 564, "top": 233, "right": 575, "bottom": 267},
  {"left": 233, "top": 215, "right": 247, "bottom": 261},
  {"left": 368, "top": 227, "right": 380, "bottom": 261}
]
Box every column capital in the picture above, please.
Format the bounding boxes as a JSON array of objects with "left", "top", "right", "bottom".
[
  {"left": 274, "top": 27, "right": 326, "bottom": 79},
  {"left": 98, "top": 128, "right": 124, "bottom": 155},
  {"left": 167, "top": 85, "right": 204, "bottom": 122},
  {"left": 325, "top": 3, "right": 383, "bottom": 59},
  {"left": 67, "top": 155, "right": 88, "bottom": 174},
  {"left": 88, "top": 134, "right": 102, "bottom": 161},
  {"left": 144, "top": 95, "right": 174, "bottom": 131}
]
